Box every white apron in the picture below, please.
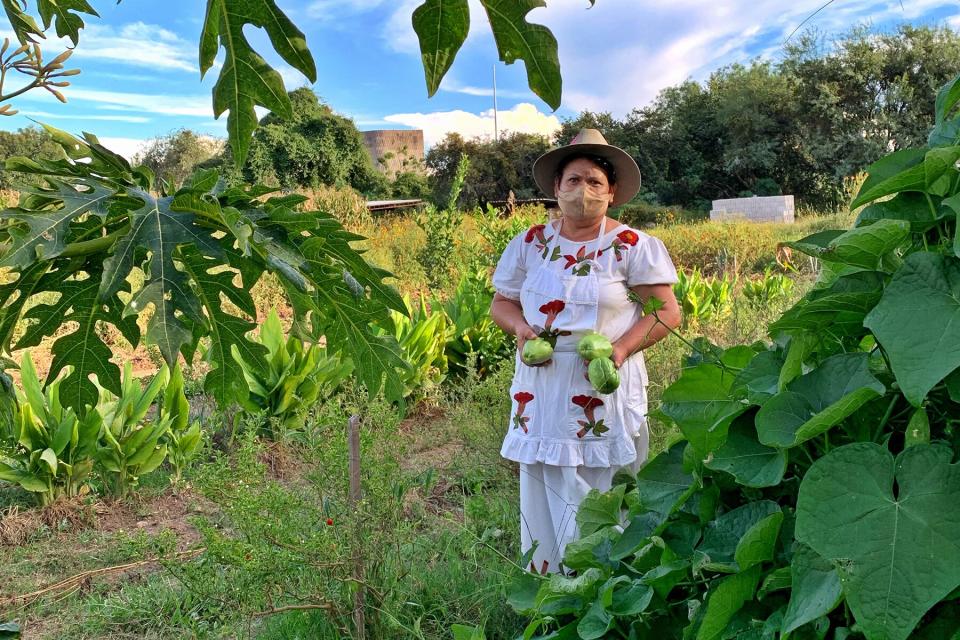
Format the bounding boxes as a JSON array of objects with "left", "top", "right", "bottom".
[{"left": 500, "top": 217, "right": 650, "bottom": 574}]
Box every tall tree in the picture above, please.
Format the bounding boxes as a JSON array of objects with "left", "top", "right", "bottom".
[
  {"left": 135, "top": 129, "right": 224, "bottom": 189},
  {"left": 0, "top": 127, "right": 64, "bottom": 189}
]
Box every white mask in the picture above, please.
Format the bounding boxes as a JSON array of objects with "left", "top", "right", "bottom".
[{"left": 557, "top": 186, "right": 609, "bottom": 221}]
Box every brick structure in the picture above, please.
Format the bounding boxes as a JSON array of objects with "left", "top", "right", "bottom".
[
  {"left": 710, "top": 195, "right": 795, "bottom": 223},
  {"left": 361, "top": 129, "right": 424, "bottom": 177}
]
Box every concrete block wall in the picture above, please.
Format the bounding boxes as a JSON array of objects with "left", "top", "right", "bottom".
[
  {"left": 361, "top": 129, "right": 425, "bottom": 177},
  {"left": 709, "top": 195, "right": 795, "bottom": 223}
]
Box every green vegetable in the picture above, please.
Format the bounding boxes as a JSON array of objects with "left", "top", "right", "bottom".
[
  {"left": 588, "top": 358, "right": 620, "bottom": 394},
  {"left": 521, "top": 338, "right": 554, "bottom": 365},
  {"left": 577, "top": 332, "right": 613, "bottom": 361}
]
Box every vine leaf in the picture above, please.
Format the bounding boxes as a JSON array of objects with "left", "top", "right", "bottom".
[
  {"left": 100, "top": 190, "right": 221, "bottom": 366},
  {"left": 200, "top": 0, "right": 317, "bottom": 165},
  {"left": 797, "top": 443, "right": 960, "bottom": 640},
  {"left": 478, "top": 0, "right": 561, "bottom": 110},
  {"left": 1, "top": 179, "right": 113, "bottom": 268},
  {"left": 865, "top": 252, "right": 960, "bottom": 406},
  {"left": 781, "top": 543, "right": 842, "bottom": 634},
  {"left": 412, "top": 0, "right": 470, "bottom": 97},
  {"left": 704, "top": 418, "right": 786, "bottom": 488}
]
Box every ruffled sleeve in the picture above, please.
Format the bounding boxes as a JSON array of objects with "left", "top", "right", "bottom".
[
  {"left": 626, "top": 233, "right": 678, "bottom": 286},
  {"left": 492, "top": 231, "right": 529, "bottom": 300}
]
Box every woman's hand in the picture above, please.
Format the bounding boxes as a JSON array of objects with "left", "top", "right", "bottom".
[
  {"left": 611, "top": 342, "right": 631, "bottom": 369},
  {"left": 515, "top": 322, "right": 551, "bottom": 367}
]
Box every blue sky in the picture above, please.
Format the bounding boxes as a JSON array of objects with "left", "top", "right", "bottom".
[{"left": 1, "top": 0, "right": 959, "bottom": 158}]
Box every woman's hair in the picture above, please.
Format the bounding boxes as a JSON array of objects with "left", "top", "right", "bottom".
[{"left": 554, "top": 153, "right": 617, "bottom": 185}]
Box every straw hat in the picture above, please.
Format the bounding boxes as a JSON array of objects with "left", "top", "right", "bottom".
[{"left": 532, "top": 128, "right": 641, "bottom": 207}]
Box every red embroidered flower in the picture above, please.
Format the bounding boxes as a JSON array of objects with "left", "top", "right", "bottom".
[
  {"left": 539, "top": 300, "right": 565, "bottom": 316},
  {"left": 572, "top": 395, "right": 604, "bottom": 410},
  {"left": 617, "top": 229, "right": 639, "bottom": 246},
  {"left": 514, "top": 391, "right": 534, "bottom": 403},
  {"left": 525, "top": 224, "right": 546, "bottom": 243}
]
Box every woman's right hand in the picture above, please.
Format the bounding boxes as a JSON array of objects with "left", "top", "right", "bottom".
[{"left": 515, "top": 322, "right": 551, "bottom": 367}]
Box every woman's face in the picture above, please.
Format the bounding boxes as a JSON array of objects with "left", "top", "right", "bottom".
[{"left": 554, "top": 158, "right": 616, "bottom": 223}]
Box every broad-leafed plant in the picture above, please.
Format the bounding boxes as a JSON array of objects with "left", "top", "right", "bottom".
[
  {"left": 501, "top": 74, "right": 960, "bottom": 640},
  {"left": 0, "top": 129, "right": 407, "bottom": 411},
  {"left": 0, "top": 352, "right": 101, "bottom": 505},
  {"left": 158, "top": 364, "right": 203, "bottom": 486}
]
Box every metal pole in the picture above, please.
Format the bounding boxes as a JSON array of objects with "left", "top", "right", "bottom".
[{"left": 493, "top": 63, "right": 499, "bottom": 143}]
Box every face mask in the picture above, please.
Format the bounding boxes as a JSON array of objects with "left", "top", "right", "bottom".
[{"left": 557, "top": 186, "right": 610, "bottom": 221}]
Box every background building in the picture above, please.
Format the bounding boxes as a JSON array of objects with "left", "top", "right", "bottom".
[{"left": 361, "top": 129, "right": 425, "bottom": 177}]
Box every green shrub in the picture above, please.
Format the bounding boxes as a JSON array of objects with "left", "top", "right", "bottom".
[{"left": 439, "top": 270, "right": 513, "bottom": 378}]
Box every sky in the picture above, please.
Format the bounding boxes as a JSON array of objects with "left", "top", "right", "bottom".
[{"left": 1, "top": 0, "right": 959, "bottom": 159}]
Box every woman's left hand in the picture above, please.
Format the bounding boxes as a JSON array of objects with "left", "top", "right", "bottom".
[{"left": 611, "top": 343, "right": 630, "bottom": 369}]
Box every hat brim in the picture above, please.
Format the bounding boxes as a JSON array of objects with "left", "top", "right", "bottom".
[{"left": 532, "top": 143, "right": 641, "bottom": 207}]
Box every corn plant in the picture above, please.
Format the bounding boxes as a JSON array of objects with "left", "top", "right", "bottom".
[
  {"left": 0, "top": 353, "right": 102, "bottom": 505},
  {"left": 96, "top": 364, "right": 171, "bottom": 498},
  {"left": 378, "top": 295, "right": 449, "bottom": 399},
  {"left": 741, "top": 267, "right": 796, "bottom": 307},
  {"left": 232, "top": 309, "right": 353, "bottom": 439},
  {"left": 159, "top": 365, "right": 203, "bottom": 485},
  {"left": 673, "top": 267, "right": 735, "bottom": 327},
  {"left": 440, "top": 270, "right": 513, "bottom": 378}
]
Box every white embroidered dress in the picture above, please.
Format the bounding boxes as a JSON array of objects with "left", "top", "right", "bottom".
[
  {"left": 493, "top": 219, "right": 679, "bottom": 469},
  {"left": 493, "top": 218, "right": 678, "bottom": 574}
]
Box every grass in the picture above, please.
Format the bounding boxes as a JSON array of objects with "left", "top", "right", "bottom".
[{"left": 0, "top": 206, "right": 829, "bottom": 638}]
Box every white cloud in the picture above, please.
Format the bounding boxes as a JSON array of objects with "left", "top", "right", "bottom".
[
  {"left": 19, "top": 110, "right": 150, "bottom": 123},
  {"left": 383, "top": 102, "right": 560, "bottom": 148},
  {"left": 30, "top": 88, "right": 213, "bottom": 117},
  {"left": 77, "top": 22, "right": 196, "bottom": 72},
  {"left": 97, "top": 137, "right": 149, "bottom": 160}
]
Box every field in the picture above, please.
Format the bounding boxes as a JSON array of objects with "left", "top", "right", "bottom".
[{"left": 0, "top": 203, "right": 852, "bottom": 639}]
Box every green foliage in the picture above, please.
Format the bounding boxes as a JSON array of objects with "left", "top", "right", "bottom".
[
  {"left": 95, "top": 363, "right": 171, "bottom": 498},
  {"left": 0, "top": 125, "right": 408, "bottom": 411},
  {"left": 158, "top": 365, "right": 203, "bottom": 485},
  {"left": 134, "top": 129, "right": 223, "bottom": 190},
  {"left": 741, "top": 268, "right": 795, "bottom": 307},
  {"left": 673, "top": 268, "right": 734, "bottom": 327},
  {"left": 231, "top": 309, "right": 353, "bottom": 439},
  {"left": 471, "top": 202, "right": 543, "bottom": 269},
  {"left": 425, "top": 132, "right": 551, "bottom": 209},
  {"left": 0, "top": 352, "right": 100, "bottom": 505},
  {"left": 375, "top": 295, "right": 449, "bottom": 400},
  {"left": 0, "top": 126, "right": 65, "bottom": 189},
  {"left": 416, "top": 154, "right": 469, "bottom": 288},
  {"left": 439, "top": 270, "right": 513, "bottom": 378},
  {"left": 510, "top": 74, "right": 960, "bottom": 640},
  {"left": 239, "top": 88, "right": 388, "bottom": 196}
]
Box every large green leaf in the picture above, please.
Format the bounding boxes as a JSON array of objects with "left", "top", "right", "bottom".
[
  {"left": 850, "top": 148, "right": 927, "bottom": 209},
  {"left": 695, "top": 501, "right": 782, "bottom": 573},
  {"left": 3, "top": 0, "right": 45, "bottom": 43},
  {"left": 478, "top": 0, "right": 561, "bottom": 110},
  {"left": 199, "top": 0, "right": 317, "bottom": 165},
  {"left": 769, "top": 271, "right": 885, "bottom": 335},
  {"left": 660, "top": 362, "right": 750, "bottom": 457},
  {"left": 732, "top": 350, "right": 783, "bottom": 404},
  {"left": 704, "top": 418, "right": 786, "bottom": 488},
  {"left": 1, "top": 179, "right": 113, "bottom": 268},
  {"left": 856, "top": 192, "right": 950, "bottom": 233},
  {"left": 796, "top": 443, "right": 960, "bottom": 640},
  {"left": 632, "top": 441, "right": 696, "bottom": 519},
  {"left": 785, "top": 220, "right": 910, "bottom": 271},
  {"left": 576, "top": 484, "right": 625, "bottom": 537},
  {"left": 755, "top": 353, "right": 884, "bottom": 448},
  {"left": 781, "top": 544, "right": 842, "bottom": 635},
  {"left": 694, "top": 565, "right": 762, "bottom": 640},
  {"left": 36, "top": 0, "right": 97, "bottom": 44},
  {"left": 412, "top": 0, "right": 470, "bottom": 96},
  {"left": 864, "top": 252, "right": 960, "bottom": 405}
]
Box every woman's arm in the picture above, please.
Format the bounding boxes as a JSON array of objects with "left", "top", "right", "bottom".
[
  {"left": 610, "top": 283, "right": 682, "bottom": 367},
  {"left": 491, "top": 293, "right": 540, "bottom": 356}
]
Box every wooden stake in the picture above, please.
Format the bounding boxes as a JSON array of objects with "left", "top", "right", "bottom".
[{"left": 347, "top": 414, "right": 366, "bottom": 640}]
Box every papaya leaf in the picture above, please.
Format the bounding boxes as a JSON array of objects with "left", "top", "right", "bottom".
[
  {"left": 478, "top": 0, "right": 561, "bottom": 110},
  {"left": 36, "top": 0, "right": 98, "bottom": 44},
  {"left": 199, "top": 0, "right": 317, "bottom": 165},
  {"left": 796, "top": 443, "right": 960, "bottom": 640},
  {"left": 1, "top": 179, "right": 113, "bottom": 268},
  {"left": 756, "top": 353, "right": 884, "bottom": 449},
  {"left": 2, "top": 0, "right": 44, "bottom": 43},
  {"left": 412, "top": 0, "right": 470, "bottom": 96},
  {"left": 864, "top": 252, "right": 960, "bottom": 406}
]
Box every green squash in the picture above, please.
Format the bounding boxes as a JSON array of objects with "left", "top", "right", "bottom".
[
  {"left": 522, "top": 338, "right": 554, "bottom": 365},
  {"left": 589, "top": 357, "right": 620, "bottom": 394},
  {"left": 577, "top": 332, "right": 614, "bottom": 361}
]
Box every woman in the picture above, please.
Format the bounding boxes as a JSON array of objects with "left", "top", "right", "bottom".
[{"left": 490, "top": 129, "right": 682, "bottom": 575}]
